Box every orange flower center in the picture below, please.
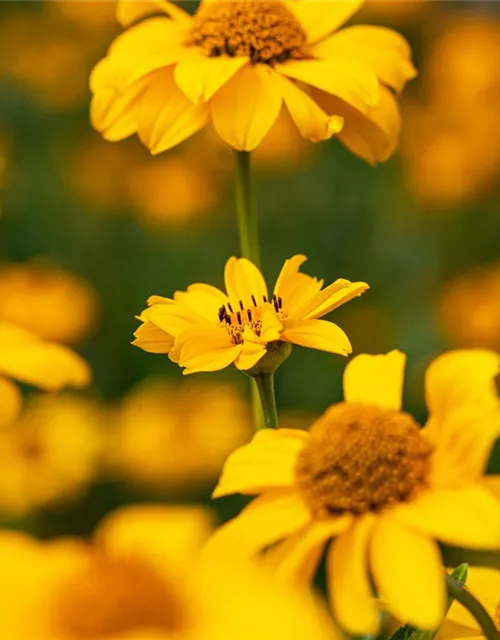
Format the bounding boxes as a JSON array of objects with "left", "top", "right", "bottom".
[
  {"left": 296, "top": 403, "right": 433, "bottom": 517},
  {"left": 218, "top": 294, "right": 282, "bottom": 344},
  {"left": 55, "top": 553, "right": 188, "bottom": 638},
  {"left": 186, "top": 1, "right": 307, "bottom": 65}
]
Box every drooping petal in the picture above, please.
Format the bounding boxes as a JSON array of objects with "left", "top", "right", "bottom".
[
  {"left": 234, "top": 340, "right": 267, "bottom": 371},
  {"left": 0, "top": 377, "right": 22, "bottom": 427},
  {"left": 224, "top": 257, "right": 268, "bottom": 308},
  {"left": 328, "top": 515, "right": 379, "bottom": 636},
  {"left": 138, "top": 68, "right": 210, "bottom": 154},
  {"left": 277, "top": 59, "right": 379, "bottom": 115},
  {"left": 213, "top": 428, "right": 309, "bottom": 498},
  {"left": 175, "top": 52, "right": 249, "bottom": 103},
  {"left": 370, "top": 517, "right": 446, "bottom": 630},
  {"left": 279, "top": 76, "right": 343, "bottom": 142},
  {"left": 343, "top": 350, "right": 406, "bottom": 410},
  {"left": 132, "top": 320, "right": 174, "bottom": 353},
  {"left": 176, "top": 326, "right": 241, "bottom": 374},
  {"left": 211, "top": 65, "right": 283, "bottom": 151},
  {"left": 287, "top": 0, "right": 364, "bottom": 45},
  {"left": 291, "top": 280, "right": 369, "bottom": 321},
  {"left": 281, "top": 319, "right": 351, "bottom": 356},
  {"left": 116, "top": 0, "right": 192, "bottom": 28},
  {"left": 313, "top": 26, "right": 416, "bottom": 94},
  {"left": 390, "top": 484, "right": 500, "bottom": 550},
  {"left": 203, "top": 489, "right": 312, "bottom": 558}
]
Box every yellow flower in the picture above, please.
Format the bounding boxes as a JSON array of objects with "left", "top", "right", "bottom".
[
  {"left": 0, "top": 504, "right": 340, "bottom": 640},
  {"left": 107, "top": 378, "right": 252, "bottom": 491},
  {"left": 133, "top": 255, "right": 368, "bottom": 375},
  {"left": 439, "top": 567, "right": 500, "bottom": 639},
  {"left": 0, "top": 322, "right": 91, "bottom": 426},
  {"left": 0, "top": 395, "right": 104, "bottom": 517},
  {"left": 208, "top": 349, "right": 500, "bottom": 635},
  {"left": 90, "top": 0, "right": 416, "bottom": 163}
]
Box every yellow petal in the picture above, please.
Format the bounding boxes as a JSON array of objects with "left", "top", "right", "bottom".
[
  {"left": 213, "top": 428, "right": 309, "bottom": 498},
  {"left": 277, "top": 59, "right": 379, "bottom": 115},
  {"left": 144, "top": 299, "right": 208, "bottom": 337},
  {"left": 343, "top": 350, "right": 406, "bottom": 410},
  {"left": 328, "top": 515, "right": 379, "bottom": 635},
  {"left": 211, "top": 65, "right": 282, "bottom": 151},
  {"left": 138, "top": 68, "right": 210, "bottom": 154},
  {"left": 273, "top": 255, "right": 325, "bottom": 318},
  {"left": 390, "top": 485, "right": 500, "bottom": 550},
  {"left": 287, "top": 0, "right": 364, "bottom": 44},
  {"left": 0, "top": 323, "right": 91, "bottom": 391},
  {"left": 175, "top": 285, "right": 228, "bottom": 323},
  {"left": 290, "top": 279, "right": 369, "bottom": 321},
  {"left": 371, "top": 517, "right": 446, "bottom": 630},
  {"left": 313, "top": 26, "right": 416, "bottom": 94},
  {"left": 235, "top": 340, "right": 267, "bottom": 371},
  {"left": 281, "top": 319, "right": 352, "bottom": 356},
  {"left": 279, "top": 77, "right": 343, "bottom": 142},
  {"left": 224, "top": 257, "right": 268, "bottom": 308},
  {"left": 116, "top": 0, "right": 192, "bottom": 28},
  {"left": 203, "top": 489, "right": 312, "bottom": 558},
  {"left": 425, "top": 349, "right": 500, "bottom": 423},
  {"left": 175, "top": 52, "right": 249, "bottom": 103},
  {"left": 0, "top": 377, "right": 22, "bottom": 427},
  {"left": 132, "top": 320, "right": 174, "bottom": 354}
]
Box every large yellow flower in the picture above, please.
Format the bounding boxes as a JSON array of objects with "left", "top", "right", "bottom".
[
  {"left": 208, "top": 349, "right": 500, "bottom": 634},
  {"left": 0, "top": 504, "right": 340, "bottom": 640},
  {"left": 91, "top": 0, "right": 416, "bottom": 163},
  {"left": 439, "top": 567, "right": 500, "bottom": 639},
  {"left": 133, "top": 255, "right": 368, "bottom": 374}
]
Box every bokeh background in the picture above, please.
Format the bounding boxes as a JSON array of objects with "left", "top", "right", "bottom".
[{"left": 0, "top": 0, "right": 499, "bottom": 539}]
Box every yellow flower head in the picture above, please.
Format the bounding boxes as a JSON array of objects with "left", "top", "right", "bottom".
[
  {"left": 439, "top": 567, "right": 500, "bottom": 639},
  {"left": 0, "top": 504, "right": 340, "bottom": 640},
  {"left": 208, "top": 349, "right": 500, "bottom": 635},
  {"left": 90, "top": 0, "right": 416, "bottom": 163},
  {"left": 133, "top": 255, "right": 368, "bottom": 375}
]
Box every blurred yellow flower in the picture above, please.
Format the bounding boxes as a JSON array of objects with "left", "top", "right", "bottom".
[
  {"left": 0, "top": 322, "right": 91, "bottom": 426},
  {"left": 0, "top": 262, "right": 98, "bottom": 344},
  {"left": 208, "top": 350, "right": 500, "bottom": 635},
  {"left": 438, "top": 567, "right": 500, "bottom": 639},
  {"left": 438, "top": 264, "right": 500, "bottom": 351},
  {"left": 0, "top": 504, "right": 340, "bottom": 640},
  {"left": 106, "top": 378, "right": 252, "bottom": 491},
  {"left": 134, "top": 255, "right": 368, "bottom": 375},
  {"left": 0, "top": 395, "right": 104, "bottom": 517},
  {"left": 91, "top": 0, "right": 415, "bottom": 163},
  {"left": 361, "top": 0, "right": 428, "bottom": 23},
  {"left": 48, "top": 0, "right": 118, "bottom": 32}
]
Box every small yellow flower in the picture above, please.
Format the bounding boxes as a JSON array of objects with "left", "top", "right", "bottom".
[
  {"left": 0, "top": 322, "right": 91, "bottom": 426},
  {"left": 439, "top": 567, "right": 500, "bottom": 639},
  {"left": 208, "top": 349, "right": 500, "bottom": 634},
  {"left": 90, "top": 0, "right": 416, "bottom": 163},
  {"left": 133, "top": 255, "right": 368, "bottom": 375},
  {"left": 0, "top": 504, "right": 340, "bottom": 640}
]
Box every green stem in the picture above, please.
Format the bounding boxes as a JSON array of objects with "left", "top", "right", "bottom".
[
  {"left": 446, "top": 575, "right": 499, "bottom": 640},
  {"left": 234, "top": 150, "right": 260, "bottom": 266},
  {"left": 253, "top": 374, "right": 279, "bottom": 429}
]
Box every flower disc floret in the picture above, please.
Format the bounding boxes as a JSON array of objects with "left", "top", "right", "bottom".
[{"left": 187, "top": 1, "right": 307, "bottom": 64}]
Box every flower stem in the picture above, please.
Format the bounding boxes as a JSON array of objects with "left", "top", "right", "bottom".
[
  {"left": 253, "top": 374, "right": 279, "bottom": 429},
  {"left": 446, "top": 575, "right": 498, "bottom": 640}
]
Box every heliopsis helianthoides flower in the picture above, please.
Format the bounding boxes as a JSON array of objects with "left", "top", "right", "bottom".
[
  {"left": 438, "top": 567, "right": 500, "bottom": 639},
  {"left": 91, "top": 0, "right": 416, "bottom": 163},
  {"left": 133, "top": 255, "right": 368, "bottom": 375},
  {"left": 0, "top": 504, "right": 340, "bottom": 640},
  {"left": 0, "top": 322, "right": 91, "bottom": 427},
  {"left": 208, "top": 349, "right": 500, "bottom": 634}
]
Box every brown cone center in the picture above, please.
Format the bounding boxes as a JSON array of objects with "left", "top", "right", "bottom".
[{"left": 296, "top": 403, "right": 433, "bottom": 518}]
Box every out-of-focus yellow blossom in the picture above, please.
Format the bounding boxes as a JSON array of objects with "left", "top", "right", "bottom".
[
  {"left": 0, "top": 395, "right": 104, "bottom": 517},
  {"left": 0, "top": 322, "right": 91, "bottom": 426},
  {"left": 134, "top": 255, "right": 368, "bottom": 375},
  {"left": 0, "top": 504, "right": 340, "bottom": 640},
  {"left": 48, "top": 0, "right": 118, "bottom": 32},
  {"left": 208, "top": 350, "right": 500, "bottom": 635},
  {"left": 107, "top": 379, "right": 252, "bottom": 492},
  {"left": 438, "top": 567, "right": 500, "bottom": 639},
  {"left": 91, "top": 0, "right": 415, "bottom": 163},
  {"left": 128, "top": 155, "right": 220, "bottom": 227},
  {"left": 361, "top": 0, "right": 428, "bottom": 23},
  {"left": 0, "top": 262, "right": 98, "bottom": 344},
  {"left": 438, "top": 264, "right": 500, "bottom": 351}
]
